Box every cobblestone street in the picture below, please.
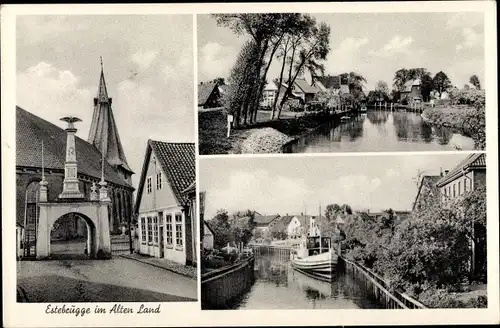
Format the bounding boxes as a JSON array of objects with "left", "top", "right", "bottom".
[{"left": 17, "top": 257, "right": 197, "bottom": 302}]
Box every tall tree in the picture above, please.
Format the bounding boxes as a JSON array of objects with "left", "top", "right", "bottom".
[
  {"left": 277, "top": 16, "right": 330, "bottom": 117},
  {"left": 393, "top": 68, "right": 411, "bottom": 91},
  {"left": 432, "top": 71, "right": 452, "bottom": 98},
  {"left": 420, "top": 73, "right": 433, "bottom": 102},
  {"left": 469, "top": 75, "right": 481, "bottom": 90},
  {"left": 340, "top": 72, "right": 367, "bottom": 108}
]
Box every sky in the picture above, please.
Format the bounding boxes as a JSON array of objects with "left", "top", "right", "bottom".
[
  {"left": 16, "top": 15, "right": 194, "bottom": 189},
  {"left": 197, "top": 12, "right": 485, "bottom": 91},
  {"left": 200, "top": 153, "right": 473, "bottom": 219}
]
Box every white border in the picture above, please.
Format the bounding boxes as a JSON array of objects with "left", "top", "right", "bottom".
[{"left": 2, "top": 2, "right": 499, "bottom": 327}]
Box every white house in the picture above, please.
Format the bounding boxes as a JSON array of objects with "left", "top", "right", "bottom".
[
  {"left": 134, "top": 140, "right": 196, "bottom": 266},
  {"left": 260, "top": 81, "right": 279, "bottom": 107}
]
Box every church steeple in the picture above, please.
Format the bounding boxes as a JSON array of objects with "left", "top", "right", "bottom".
[{"left": 88, "top": 58, "right": 134, "bottom": 182}]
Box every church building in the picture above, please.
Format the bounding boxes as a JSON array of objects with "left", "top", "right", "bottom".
[{"left": 16, "top": 62, "right": 135, "bottom": 257}]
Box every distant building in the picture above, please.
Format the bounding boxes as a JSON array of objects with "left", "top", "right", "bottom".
[
  {"left": 134, "top": 140, "right": 196, "bottom": 266},
  {"left": 400, "top": 79, "right": 422, "bottom": 103},
  {"left": 198, "top": 81, "right": 222, "bottom": 109},
  {"left": 437, "top": 153, "right": 486, "bottom": 202},
  {"left": 292, "top": 78, "right": 321, "bottom": 104},
  {"left": 253, "top": 214, "right": 280, "bottom": 234},
  {"left": 260, "top": 81, "right": 279, "bottom": 108}
]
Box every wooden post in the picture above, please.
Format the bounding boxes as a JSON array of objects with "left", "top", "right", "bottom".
[{"left": 227, "top": 114, "right": 233, "bottom": 138}]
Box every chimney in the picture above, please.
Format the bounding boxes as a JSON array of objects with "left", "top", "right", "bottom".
[
  {"left": 440, "top": 166, "right": 443, "bottom": 177},
  {"left": 58, "top": 116, "right": 84, "bottom": 199}
]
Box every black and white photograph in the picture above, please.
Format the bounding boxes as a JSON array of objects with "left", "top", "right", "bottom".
[
  {"left": 197, "top": 13, "right": 486, "bottom": 155},
  {"left": 200, "top": 153, "right": 487, "bottom": 310},
  {"left": 14, "top": 15, "right": 197, "bottom": 303},
  {"left": 1, "top": 2, "right": 498, "bottom": 328}
]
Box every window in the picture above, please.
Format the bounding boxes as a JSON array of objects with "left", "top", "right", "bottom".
[
  {"left": 156, "top": 172, "right": 162, "bottom": 190},
  {"left": 159, "top": 211, "right": 164, "bottom": 226},
  {"left": 141, "top": 217, "right": 146, "bottom": 243},
  {"left": 147, "top": 216, "right": 153, "bottom": 243},
  {"left": 153, "top": 216, "right": 158, "bottom": 244},
  {"left": 464, "top": 179, "right": 468, "bottom": 192},
  {"left": 175, "top": 213, "right": 183, "bottom": 247},
  {"left": 166, "top": 214, "right": 173, "bottom": 245},
  {"left": 147, "top": 177, "right": 152, "bottom": 194},
  {"left": 458, "top": 181, "right": 461, "bottom": 196},
  {"left": 453, "top": 184, "right": 456, "bottom": 198}
]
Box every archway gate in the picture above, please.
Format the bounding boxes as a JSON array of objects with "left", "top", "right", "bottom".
[{"left": 37, "top": 200, "right": 111, "bottom": 259}]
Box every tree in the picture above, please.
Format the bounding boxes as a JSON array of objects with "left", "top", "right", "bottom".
[
  {"left": 464, "top": 84, "right": 470, "bottom": 90},
  {"left": 420, "top": 73, "right": 433, "bottom": 102},
  {"left": 375, "top": 80, "right": 389, "bottom": 97},
  {"left": 432, "top": 71, "right": 452, "bottom": 98},
  {"left": 393, "top": 68, "right": 411, "bottom": 92},
  {"left": 276, "top": 16, "right": 330, "bottom": 117},
  {"left": 469, "top": 75, "right": 481, "bottom": 90},
  {"left": 339, "top": 72, "right": 367, "bottom": 108},
  {"left": 210, "top": 209, "right": 232, "bottom": 249}
]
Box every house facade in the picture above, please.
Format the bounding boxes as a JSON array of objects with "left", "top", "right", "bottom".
[
  {"left": 436, "top": 153, "right": 486, "bottom": 202},
  {"left": 400, "top": 79, "right": 422, "bottom": 103},
  {"left": 260, "top": 81, "right": 279, "bottom": 108},
  {"left": 134, "top": 140, "right": 195, "bottom": 266},
  {"left": 253, "top": 214, "right": 280, "bottom": 234}
]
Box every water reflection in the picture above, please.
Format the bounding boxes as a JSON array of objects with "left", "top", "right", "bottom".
[
  {"left": 232, "top": 253, "right": 381, "bottom": 310},
  {"left": 283, "top": 110, "right": 474, "bottom": 153}
]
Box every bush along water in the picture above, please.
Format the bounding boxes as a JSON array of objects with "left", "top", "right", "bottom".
[{"left": 423, "top": 89, "right": 485, "bottom": 150}]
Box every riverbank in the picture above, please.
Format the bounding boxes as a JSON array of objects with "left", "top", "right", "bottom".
[
  {"left": 422, "top": 106, "right": 485, "bottom": 150},
  {"left": 199, "top": 108, "right": 349, "bottom": 154}
]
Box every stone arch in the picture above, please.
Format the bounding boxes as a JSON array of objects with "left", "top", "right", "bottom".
[
  {"left": 37, "top": 201, "right": 111, "bottom": 259},
  {"left": 49, "top": 212, "right": 95, "bottom": 259}
]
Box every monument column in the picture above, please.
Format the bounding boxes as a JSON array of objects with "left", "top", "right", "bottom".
[{"left": 59, "top": 117, "right": 84, "bottom": 199}]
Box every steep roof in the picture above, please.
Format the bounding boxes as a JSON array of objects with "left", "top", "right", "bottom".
[
  {"left": 402, "top": 79, "right": 421, "bottom": 92},
  {"left": 294, "top": 78, "right": 320, "bottom": 94},
  {"left": 134, "top": 140, "right": 195, "bottom": 212},
  {"left": 198, "top": 82, "right": 219, "bottom": 106},
  {"left": 314, "top": 75, "right": 341, "bottom": 89},
  {"left": 16, "top": 106, "right": 133, "bottom": 189},
  {"left": 270, "top": 216, "right": 294, "bottom": 233},
  {"left": 412, "top": 175, "right": 441, "bottom": 211},
  {"left": 254, "top": 214, "right": 280, "bottom": 226},
  {"left": 436, "top": 153, "right": 486, "bottom": 187},
  {"left": 88, "top": 64, "right": 133, "bottom": 174}
]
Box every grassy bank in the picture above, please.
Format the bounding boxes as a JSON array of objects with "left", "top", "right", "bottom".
[
  {"left": 423, "top": 106, "right": 486, "bottom": 150},
  {"left": 199, "top": 108, "right": 344, "bottom": 155}
]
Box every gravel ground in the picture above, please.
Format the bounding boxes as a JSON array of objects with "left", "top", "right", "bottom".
[
  {"left": 17, "top": 257, "right": 197, "bottom": 302},
  {"left": 240, "top": 128, "right": 293, "bottom": 153}
]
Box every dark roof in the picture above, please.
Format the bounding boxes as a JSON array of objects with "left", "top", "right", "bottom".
[
  {"left": 294, "top": 78, "right": 320, "bottom": 94},
  {"left": 314, "top": 75, "right": 341, "bottom": 89},
  {"left": 204, "top": 219, "right": 216, "bottom": 235},
  {"left": 16, "top": 106, "right": 133, "bottom": 188},
  {"left": 88, "top": 66, "right": 133, "bottom": 173},
  {"left": 437, "top": 153, "right": 486, "bottom": 187},
  {"left": 270, "top": 216, "right": 294, "bottom": 233},
  {"left": 134, "top": 140, "right": 195, "bottom": 212},
  {"left": 254, "top": 214, "right": 280, "bottom": 226},
  {"left": 198, "top": 82, "right": 219, "bottom": 106}
]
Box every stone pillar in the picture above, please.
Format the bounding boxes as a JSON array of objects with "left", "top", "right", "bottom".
[
  {"left": 59, "top": 117, "right": 84, "bottom": 199},
  {"left": 98, "top": 200, "right": 112, "bottom": 259},
  {"left": 36, "top": 203, "right": 50, "bottom": 259},
  {"left": 90, "top": 182, "right": 98, "bottom": 201}
]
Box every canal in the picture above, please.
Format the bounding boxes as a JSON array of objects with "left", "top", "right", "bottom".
[
  {"left": 229, "top": 252, "right": 382, "bottom": 309},
  {"left": 283, "top": 110, "right": 475, "bottom": 153}
]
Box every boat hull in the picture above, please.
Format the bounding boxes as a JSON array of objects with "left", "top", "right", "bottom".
[{"left": 291, "top": 251, "right": 338, "bottom": 282}]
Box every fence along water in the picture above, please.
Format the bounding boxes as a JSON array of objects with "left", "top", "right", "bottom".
[{"left": 201, "top": 255, "right": 255, "bottom": 309}]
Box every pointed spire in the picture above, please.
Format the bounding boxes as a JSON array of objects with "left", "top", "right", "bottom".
[
  {"left": 98, "top": 56, "right": 109, "bottom": 102},
  {"left": 88, "top": 57, "right": 134, "bottom": 180}
]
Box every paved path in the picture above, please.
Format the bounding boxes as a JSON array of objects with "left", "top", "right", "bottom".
[
  {"left": 121, "top": 253, "right": 197, "bottom": 279},
  {"left": 17, "top": 257, "right": 197, "bottom": 302}
]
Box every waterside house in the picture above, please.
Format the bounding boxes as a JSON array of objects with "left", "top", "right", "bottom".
[
  {"left": 260, "top": 81, "right": 279, "bottom": 108},
  {"left": 437, "top": 153, "right": 486, "bottom": 202},
  {"left": 400, "top": 79, "right": 422, "bottom": 104},
  {"left": 134, "top": 140, "right": 196, "bottom": 266},
  {"left": 198, "top": 81, "right": 222, "bottom": 109}
]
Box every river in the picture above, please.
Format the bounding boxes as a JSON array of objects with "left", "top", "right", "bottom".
[
  {"left": 229, "top": 252, "right": 382, "bottom": 309},
  {"left": 283, "top": 110, "right": 475, "bottom": 153}
]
